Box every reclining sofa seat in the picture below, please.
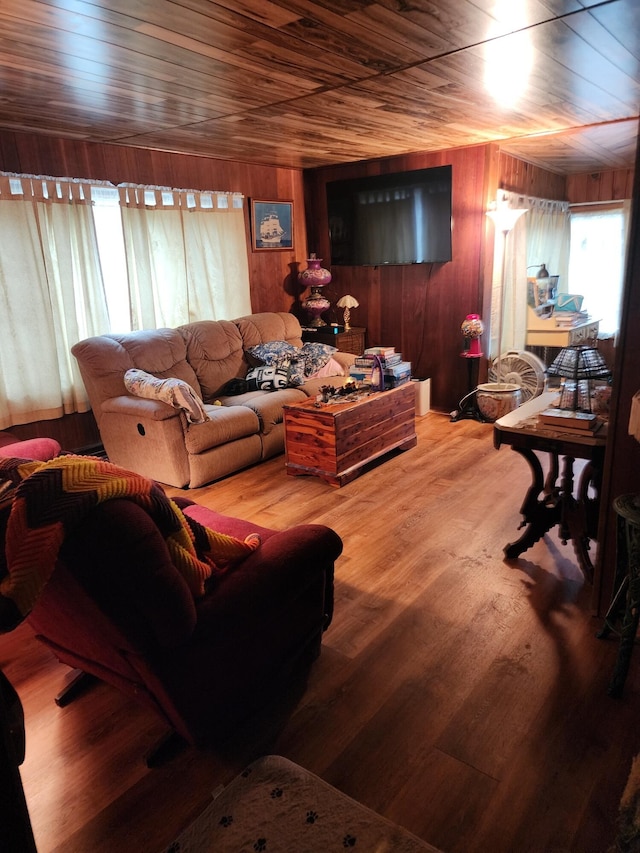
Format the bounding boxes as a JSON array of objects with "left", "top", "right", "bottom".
[{"left": 71, "top": 312, "right": 355, "bottom": 488}]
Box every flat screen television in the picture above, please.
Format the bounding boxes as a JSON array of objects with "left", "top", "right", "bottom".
[{"left": 326, "top": 165, "right": 452, "bottom": 266}]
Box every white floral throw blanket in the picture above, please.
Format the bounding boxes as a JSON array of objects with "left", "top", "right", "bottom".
[{"left": 124, "top": 368, "right": 209, "bottom": 424}]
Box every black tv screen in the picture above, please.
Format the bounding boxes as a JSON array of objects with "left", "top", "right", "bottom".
[{"left": 326, "top": 165, "right": 452, "bottom": 266}]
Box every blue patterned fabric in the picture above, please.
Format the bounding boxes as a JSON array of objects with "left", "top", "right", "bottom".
[
  {"left": 300, "top": 342, "right": 337, "bottom": 376},
  {"left": 245, "top": 341, "right": 300, "bottom": 367}
]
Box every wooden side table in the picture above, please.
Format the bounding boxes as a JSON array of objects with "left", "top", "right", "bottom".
[
  {"left": 493, "top": 391, "right": 607, "bottom": 581},
  {"left": 301, "top": 326, "right": 366, "bottom": 355},
  {"left": 597, "top": 493, "right": 640, "bottom": 697}
]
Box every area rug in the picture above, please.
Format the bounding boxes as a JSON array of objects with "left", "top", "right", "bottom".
[{"left": 163, "top": 754, "right": 440, "bottom": 852}]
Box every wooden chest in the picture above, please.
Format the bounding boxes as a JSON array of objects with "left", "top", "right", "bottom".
[{"left": 283, "top": 383, "right": 417, "bottom": 487}]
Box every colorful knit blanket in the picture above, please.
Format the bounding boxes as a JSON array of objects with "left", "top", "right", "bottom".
[{"left": 0, "top": 455, "right": 260, "bottom": 630}]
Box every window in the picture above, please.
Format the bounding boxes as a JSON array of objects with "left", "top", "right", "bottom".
[
  {"left": 91, "top": 186, "right": 131, "bottom": 332},
  {"left": 0, "top": 174, "right": 250, "bottom": 428},
  {"left": 568, "top": 207, "right": 627, "bottom": 336}
]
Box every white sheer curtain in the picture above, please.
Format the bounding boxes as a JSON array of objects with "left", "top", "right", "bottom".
[
  {"left": 526, "top": 199, "right": 571, "bottom": 289},
  {"left": 119, "top": 186, "right": 251, "bottom": 328},
  {"left": 488, "top": 213, "right": 528, "bottom": 361},
  {"left": 489, "top": 191, "right": 569, "bottom": 358},
  {"left": 0, "top": 175, "right": 109, "bottom": 428},
  {"left": 0, "top": 174, "right": 250, "bottom": 427}
]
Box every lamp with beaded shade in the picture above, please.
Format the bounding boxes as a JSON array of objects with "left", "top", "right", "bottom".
[{"left": 546, "top": 345, "right": 611, "bottom": 413}]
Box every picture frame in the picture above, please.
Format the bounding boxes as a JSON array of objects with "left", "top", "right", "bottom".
[{"left": 250, "top": 200, "right": 294, "bottom": 251}]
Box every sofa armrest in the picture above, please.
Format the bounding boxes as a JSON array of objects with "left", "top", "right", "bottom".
[
  {"left": 191, "top": 518, "right": 342, "bottom": 635},
  {"left": 101, "top": 394, "right": 181, "bottom": 422},
  {"left": 0, "top": 437, "right": 61, "bottom": 461}
]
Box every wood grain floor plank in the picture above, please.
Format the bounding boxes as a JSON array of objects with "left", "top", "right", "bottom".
[{"left": 1, "top": 412, "right": 636, "bottom": 853}]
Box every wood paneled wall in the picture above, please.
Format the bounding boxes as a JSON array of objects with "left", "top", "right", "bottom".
[
  {"left": 0, "top": 413, "right": 101, "bottom": 453},
  {"left": 304, "top": 146, "right": 496, "bottom": 413},
  {"left": 498, "top": 153, "right": 635, "bottom": 205},
  {"left": 498, "top": 153, "right": 567, "bottom": 199},
  {"left": 0, "top": 130, "right": 308, "bottom": 316},
  {"left": 567, "top": 169, "right": 635, "bottom": 204}
]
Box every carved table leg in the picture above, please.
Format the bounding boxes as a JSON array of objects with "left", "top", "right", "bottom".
[
  {"left": 564, "top": 459, "right": 601, "bottom": 583},
  {"left": 504, "top": 447, "right": 561, "bottom": 559},
  {"left": 558, "top": 455, "right": 575, "bottom": 545}
]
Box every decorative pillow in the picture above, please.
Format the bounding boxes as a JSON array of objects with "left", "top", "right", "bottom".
[
  {"left": 308, "top": 357, "right": 345, "bottom": 379},
  {"left": 300, "top": 342, "right": 338, "bottom": 377},
  {"left": 245, "top": 341, "right": 300, "bottom": 368},
  {"left": 124, "top": 369, "right": 209, "bottom": 424},
  {"left": 285, "top": 358, "right": 306, "bottom": 387},
  {"left": 245, "top": 365, "right": 291, "bottom": 392}
]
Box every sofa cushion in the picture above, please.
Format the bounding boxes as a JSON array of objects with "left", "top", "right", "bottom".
[
  {"left": 124, "top": 369, "right": 209, "bottom": 424},
  {"left": 222, "top": 388, "right": 307, "bottom": 434},
  {"left": 184, "top": 405, "right": 260, "bottom": 454},
  {"left": 178, "top": 320, "right": 246, "bottom": 401},
  {"left": 234, "top": 312, "right": 304, "bottom": 350}
]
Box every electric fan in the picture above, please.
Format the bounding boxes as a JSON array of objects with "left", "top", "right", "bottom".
[{"left": 488, "top": 349, "right": 546, "bottom": 403}]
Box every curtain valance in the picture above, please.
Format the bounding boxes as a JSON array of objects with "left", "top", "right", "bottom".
[
  {"left": 500, "top": 188, "right": 569, "bottom": 215},
  {"left": 117, "top": 184, "right": 244, "bottom": 212},
  {"left": 0, "top": 174, "right": 112, "bottom": 205},
  {"left": 0, "top": 173, "right": 244, "bottom": 211}
]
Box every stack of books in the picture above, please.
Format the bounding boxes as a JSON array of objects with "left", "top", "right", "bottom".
[
  {"left": 349, "top": 346, "right": 412, "bottom": 388},
  {"left": 537, "top": 408, "right": 600, "bottom": 432},
  {"left": 554, "top": 311, "right": 590, "bottom": 328}
]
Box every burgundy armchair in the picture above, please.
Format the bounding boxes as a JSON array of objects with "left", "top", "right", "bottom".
[{"left": 3, "top": 488, "right": 341, "bottom": 755}]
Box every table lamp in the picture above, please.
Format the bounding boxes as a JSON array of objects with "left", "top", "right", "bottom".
[
  {"left": 546, "top": 345, "right": 611, "bottom": 413},
  {"left": 336, "top": 295, "right": 359, "bottom": 330},
  {"left": 299, "top": 255, "right": 332, "bottom": 327}
]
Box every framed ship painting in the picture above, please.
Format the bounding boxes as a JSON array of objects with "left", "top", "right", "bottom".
[{"left": 251, "top": 200, "right": 294, "bottom": 251}]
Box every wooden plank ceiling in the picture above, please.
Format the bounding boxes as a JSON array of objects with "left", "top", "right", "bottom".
[{"left": 0, "top": 0, "right": 638, "bottom": 173}]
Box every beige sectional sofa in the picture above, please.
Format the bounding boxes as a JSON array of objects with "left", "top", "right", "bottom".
[{"left": 72, "top": 312, "right": 356, "bottom": 488}]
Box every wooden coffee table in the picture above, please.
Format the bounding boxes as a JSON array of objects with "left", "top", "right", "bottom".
[{"left": 283, "top": 383, "right": 417, "bottom": 487}]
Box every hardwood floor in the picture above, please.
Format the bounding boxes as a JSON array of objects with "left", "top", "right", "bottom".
[{"left": 1, "top": 412, "right": 638, "bottom": 853}]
